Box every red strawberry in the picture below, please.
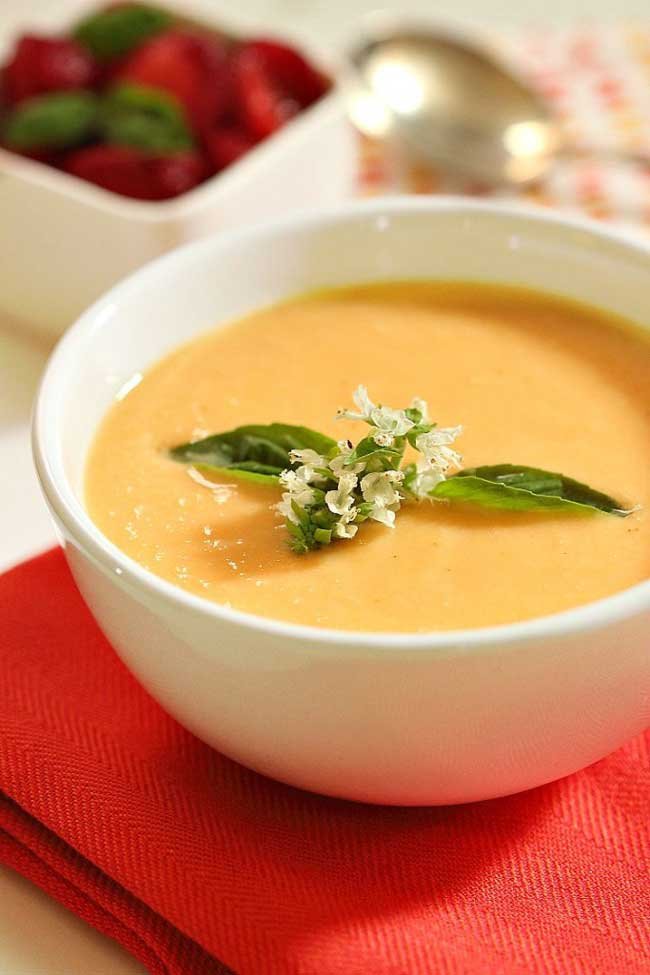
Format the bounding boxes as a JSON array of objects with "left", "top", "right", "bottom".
[
  {"left": 206, "top": 125, "right": 255, "bottom": 171},
  {"left": 151, "top": 151, "right": 208, "bottom": 198},
  {"left": 3, "top": 35, "right": 98, "bottom": 104},
  {"left": 5, "top": 146, "right": 61, "bottom": 166},
  {"left": 231, "top": 45, "right": 297, "bottom": 140},
  {"left": 231, "top": 39, "right": 328, "bottom": 141},
  {"left": 63, "top": 144, "right": 206, "bottom": 200},
  {"left": 64, "top": 144, "right": 154, "bottom": 198},
  {"left": 244, "top": 40, "right": 328, "bottom": 107},
  {"left": 115, "top": 30, "right": 230, "bottom": 134}
]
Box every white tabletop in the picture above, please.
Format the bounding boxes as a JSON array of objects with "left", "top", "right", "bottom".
[
  {"left": 1, "top": 0, "right": 648, "bottom": 971},
  {"left": 0, "top": 321, "right": 143, "bottom": 975}
]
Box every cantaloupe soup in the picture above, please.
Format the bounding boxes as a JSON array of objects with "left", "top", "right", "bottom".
[{"left": 85, "top": 281, "right": 650, "bottom": 632}]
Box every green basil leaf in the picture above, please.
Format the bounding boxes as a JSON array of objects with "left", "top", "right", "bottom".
[
  {"left": 345, "top": 435, "right": 404, "bottom": 472},
  {"left": 405, "top": 422, "right": 434, "bottom": 448},
  {"left": 400, "top": 461, "right": 418, "bottom": 495},
  {"left": 101, "top": 83, "right": 194, "bottom": 152},
  {"left": 3, "top": 91, "right": 98, "bottom": 151},
  {"left": 170, "top": 423, "right": 336, "bottom": 473},
  {"left": 432, "top": 464, "right": 634, "bottom": 516},
  {"left": 404, "top": 407, "right": 424, "bottom": 424},
  {"left": 238, "top": 424, "right": 337, "bottom": 457},
  {"left": 194, "top": 463, "right": 280, "bottom": 487},
  {"left": 74, "top": 4, "right": 172, "bottom": 62},
  {"left": 313, "top": 527, "right": 333, "bottom": 545}
]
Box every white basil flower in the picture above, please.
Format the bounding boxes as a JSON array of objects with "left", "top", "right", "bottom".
[
  {"left": 276, "top": 493, "right": 297, "bottom": 523},
  {"left": 277, "top": 469, "right": 317, "bottom": 522},
  {"left": 361, "top": 470, "right": 403, "bottom": 508},
  {"left": 367, "top": 505, "right": 397, "bottom": 528},
  {"left": 329, "top": 440, "right": 365, "bottom": 477},
  {"left": 336, "top": 384, "right": 375, "bottom": 422},
  {"left": 325, "top": 471, "right": 358, "bottom": 516},
  {"left": 276, "top": 487, "right": 315, "bottom": 522},
  {"left": 410, "top": 396, "right": 430, "bottom": 423},
  {"left": 288, "top": 448, "right": 327, "bottom": 484},
  {"left": 409, "top": 463, "right": 446, "bottom": 499},
  {"left": 361, "top": 470, "right": 404, "bottom": 527},
  {"left": 333, "top": 508, "right": 359, "bottom": 539},
  {"left": 370, "top": 405, "right": 414, "bottom": 437},
  {"left": 337, "top": 385, "right": 415, "bottom": 445},
  {"left": 289, "top": 448, "right": 326, "bottom": 468},
  {"left": 368, "top": 406, "right": 414, "bottom": 448},
  {"left": 415, "top": 426, "right": 463, "bottom": 474},
  {"left": 279, "top": 469, "right": 305, "bottom": 490},
  {"left": 372, "top": 429, "right": 396, "bottom": 447}
]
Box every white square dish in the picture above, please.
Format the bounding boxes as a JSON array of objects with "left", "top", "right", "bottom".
[{"left": 0, "top": 0, "right": 355, "bottom": 338}]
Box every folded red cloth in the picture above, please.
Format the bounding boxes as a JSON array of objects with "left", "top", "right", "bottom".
[{"left": 0, "top": 549, "right": 648, "bottom": 975}]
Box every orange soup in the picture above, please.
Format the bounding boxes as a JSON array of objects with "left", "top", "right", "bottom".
[{"left": 85, "top": 282, "right": 650, "bottom": 632}]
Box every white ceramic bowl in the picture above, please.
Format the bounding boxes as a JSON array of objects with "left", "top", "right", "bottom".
[
  {"left": 33, "top": 198, "right": 650, "bottom": 806},
  {"left": 0, "top": 0, "right": 353, "bottom": 339}
]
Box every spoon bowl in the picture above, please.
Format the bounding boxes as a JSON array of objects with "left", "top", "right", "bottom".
[{"left": 346, "top": 23, "right": 561, "bottom": 186}]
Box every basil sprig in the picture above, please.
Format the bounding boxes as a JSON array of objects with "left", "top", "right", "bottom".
[
  {"left": 432, "top": 464, "right": 633, "bottom": 516},
  {"left": 170, "top": 423, "right": 636, "bottom": 552},
  {"left": 170, "top": 423, "right": 336, "bottom": 486},
  {"left": 74, "top": 4, "right": 172, "bottom": 62},
  {"left": 171, "top": 430, "right": 633, "bottom": 517}
]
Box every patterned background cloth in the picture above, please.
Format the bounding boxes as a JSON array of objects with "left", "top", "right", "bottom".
[{"left": 358, "top": 26, "right": 650, "bottom": 236}]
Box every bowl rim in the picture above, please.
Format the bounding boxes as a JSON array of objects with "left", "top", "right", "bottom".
[{"left": 33, "top": 195, "right": 650, "bottom": 653}]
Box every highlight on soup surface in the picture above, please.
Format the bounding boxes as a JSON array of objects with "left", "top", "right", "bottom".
[{"left": 85, "top": 281, "right": 650, "bottom": 632}]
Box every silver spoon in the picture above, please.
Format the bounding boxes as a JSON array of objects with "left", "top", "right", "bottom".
[{"left": 345, "top": 22, "right": 646, "bottom": 188}]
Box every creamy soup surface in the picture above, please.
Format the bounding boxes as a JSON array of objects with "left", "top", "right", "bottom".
[{"left": 86, "top": 282, "right": 650, "bottom": 632}]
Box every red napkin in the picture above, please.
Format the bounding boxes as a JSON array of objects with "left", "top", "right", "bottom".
[{"left": 1, "top": 549, "right": 648, "bottom": 975}]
